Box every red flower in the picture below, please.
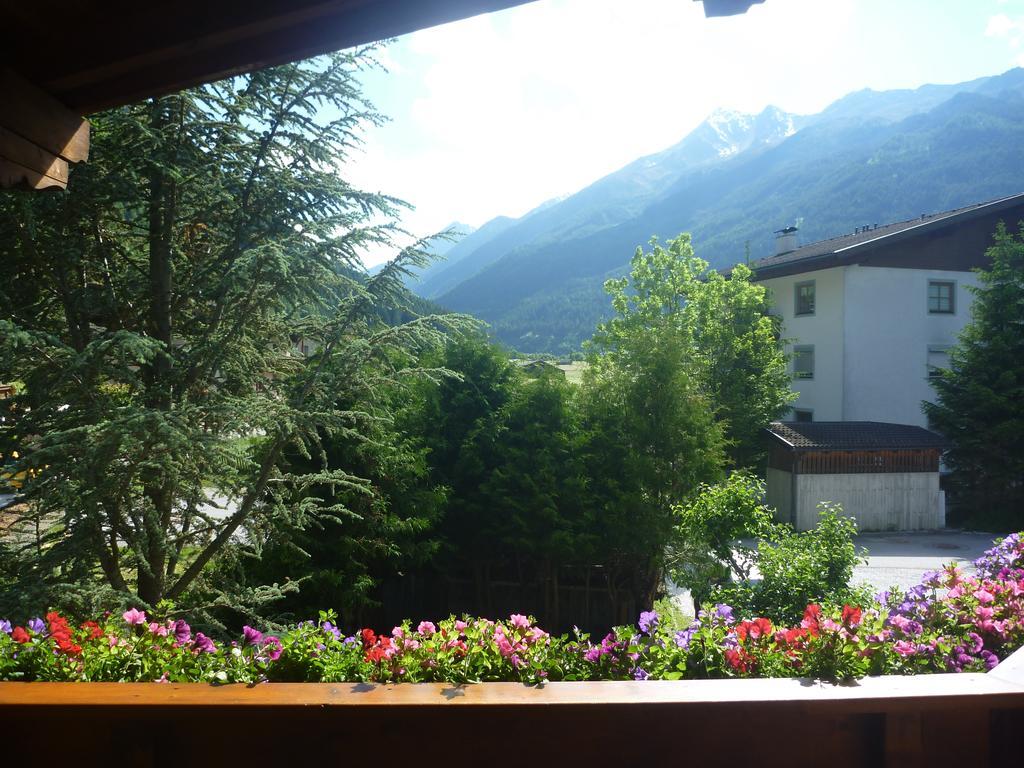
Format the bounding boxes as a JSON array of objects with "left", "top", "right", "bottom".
[
  {"left": 735, "top": 617, "right": 773, "bottom": 642},
  {"left": 724, "top": 648, "right": 753, "bottom": 674},
  {"left": 841, "top": 605, "right": 862, "bottom": 628},
  {"left": 801, "top": 604, "right": 823, "bottom": 636},
  {"left": 781, "top": 627, "right": 808, "bottom": 646},
  {"left": 80, "top": 621, "right": 103, "bottom": 640},
  {"left": 360, "top": 628, "right": 376, "bottom": 648},
  {"left": 54, "top": 636, "right": 82, "bottom": 655},
  {"left": 11, "top": 626, "right": 30, "bottom": 644},
  {"left": 365, "top": 645, "right": 388, "bottom": 664}
]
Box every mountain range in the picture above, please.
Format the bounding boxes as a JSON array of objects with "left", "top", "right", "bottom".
[{"left": 405, "top": 67, "right": 1024, "bottom": 354}]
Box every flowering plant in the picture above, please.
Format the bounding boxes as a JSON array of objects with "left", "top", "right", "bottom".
[{"left": 1, "top": 534, "right": 1022, "bottom": 684}]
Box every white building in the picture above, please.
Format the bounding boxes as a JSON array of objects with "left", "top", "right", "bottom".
[{"left": 750, "top": 193, "right": 1024, "bottom": 427}]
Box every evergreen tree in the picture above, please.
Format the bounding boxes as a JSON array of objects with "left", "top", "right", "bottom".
[
  {"left": 0, "top": 49, "right": 464, "bottom": 613},
  {"left": 924, "top": 223, "right": 1024, "bottom": 530}
]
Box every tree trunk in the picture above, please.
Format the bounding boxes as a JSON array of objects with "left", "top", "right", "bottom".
[{"left": 139, "top": 97, "right": 177, "bottom": 606}]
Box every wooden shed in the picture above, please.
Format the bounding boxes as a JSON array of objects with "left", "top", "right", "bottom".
[{"left": 765, "top": 421, "right": 947, "bottom": 532}]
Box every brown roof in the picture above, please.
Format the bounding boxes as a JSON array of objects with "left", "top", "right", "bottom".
[
  {"left": 3, "top": 1, "right": 538, "bottom": 114},
  {"left": 749, "top": 192, "right": 1024, "bottom": 279},
  {"left": 766, "top": 421, "right": 947, "bottom": 451}
]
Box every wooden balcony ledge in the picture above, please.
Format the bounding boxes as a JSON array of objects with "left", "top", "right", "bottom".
[{"left": 2, "top": 647, "right": 1023, "bottom": 766}]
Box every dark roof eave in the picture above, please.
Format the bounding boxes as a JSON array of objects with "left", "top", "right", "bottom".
[{"left": 750, "top": 192, "right": 1024, "bottom": 280}]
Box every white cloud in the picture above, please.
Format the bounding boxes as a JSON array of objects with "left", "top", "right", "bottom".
[{"left": 986, "top": 13, "right": 1019, "bottom": 38}]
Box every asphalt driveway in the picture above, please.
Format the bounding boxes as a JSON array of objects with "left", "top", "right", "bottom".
[{"left": 852, "top": 529, "right": 998, "bottom": 594}]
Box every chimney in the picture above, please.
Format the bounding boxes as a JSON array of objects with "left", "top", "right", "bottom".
[{"left": 774, "top": 226, "right": 798, "bottom": 255}]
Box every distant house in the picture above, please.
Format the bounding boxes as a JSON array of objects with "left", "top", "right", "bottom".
[
  {"left": 750, "top": 192, "right": 1024, "bottom": 428},
  {"left": 765, "top": 421, "right": 947, "bottom": 531},
  {"left": 511, "top": 359, "right": 565, "bottom": 378}
]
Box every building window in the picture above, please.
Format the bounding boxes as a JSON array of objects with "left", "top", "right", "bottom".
[
  {"left": 794, "top": 281, "right": 816, "bottom": 316},
  {"left": 792, "top": 408, "right": 813, "bottom": 423},
  {"left": 927, "top": 345, "right": 950, "bottom": 379},
  {"left": 928, "top": 280, "right": 955, "bottom": 314},
  {"left": 793, "top": 345, "right": 814, "bottom": 380}
]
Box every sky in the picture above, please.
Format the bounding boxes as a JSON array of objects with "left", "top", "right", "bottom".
[{"left": 346, "top": 0, "right": 1024, "bottom": 266}]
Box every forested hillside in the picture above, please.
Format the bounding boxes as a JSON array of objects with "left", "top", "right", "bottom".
[{"left": 419, "top": 68, "right": 1024, "bottom": 354}]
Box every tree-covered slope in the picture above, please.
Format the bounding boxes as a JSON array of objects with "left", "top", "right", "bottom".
[{"left": 436, "top": 69, "right": 1024, "bottom": 353}]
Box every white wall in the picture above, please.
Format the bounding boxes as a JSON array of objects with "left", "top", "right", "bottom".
[
  {"left": 765, "top": 467, "right": 794, "bottom": 524},
  {"left": 761, "top": 267, "right": 846, "bottom": 420},
  {"left": 794, "top": 472, "right": 943, "bottom": 532},
  {"left": 842, "top": 267, "right": 979, "bottom": 427}
]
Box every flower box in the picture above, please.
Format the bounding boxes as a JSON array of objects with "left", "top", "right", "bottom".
[{"left": 1, "top": 652, "right": 1023, "bottom": 766}]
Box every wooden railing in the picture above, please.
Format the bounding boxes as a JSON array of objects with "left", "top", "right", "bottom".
[{"left": 2, "top": 646, "right": 1022, "bottom": 766}]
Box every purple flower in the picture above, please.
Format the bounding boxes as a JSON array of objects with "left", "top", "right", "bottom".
[
  {"left": 674, "top": 628, "right": 695, "bottom": 649},
  {"left": 981, "top": 650, "right": 999, "bottom": 671},
  {"left": 242, "top": 625, "right": 263, "bottom": 646},
  {"left": 638, "top": 610, "right": 659, "bottom": 634},
  {"left": 0, "top": 619, "right": 11, "bottom": 634},
  {"left": 263, "top": 636, "right": 283, "bottom": 661},
  {"left": 967, "top": 632, "right": 984, "bottom": 654},
  {"left": 583, "top": 646, "right": 602, "bottom": 663},
  {"left": 323, "top": 621, "right": 342, "bottom": 641},
  {"left": 27, "top": 617, "right": 45, "bottom": 634},
  {"left": 172, "top": 619, "right": 191, "bottom": 646},
  {"left": 192, "top": 633, "right": 216, "bottom": 653},
  {"left": 633, "top": 667, "right": 650, "bottom": 681},
  {"left": 122, "top": 608, "right": 147, "bottom": 626},
  {"left": 714, "top": 604, "right": 735, "bottom": 624},
  {"left": 343, "top": 635, "right": 358, "bottom": 646}
]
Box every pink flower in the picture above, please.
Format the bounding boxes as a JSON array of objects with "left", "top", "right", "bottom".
[
  {"left": 391, "top": 626, "right": 404, "bottom": 639},
  {"left": 148, "top": 622, "right": 168, "bottom": 637},
  {"left": 893, "top": 640, "right": 917, "bottom": 656},
  {"left": 417, "top": 621, "right": 436, "bottom": 637},
  {"left": 496, "top": 635, "right": 514, "bottom": 658},
  {"left": 454, "top": 620, "right": 468, "bottom": 633},
  {"left": 973, "top": 589, "right": 995, "bottom": 604},
  {"left": 122, "top": 608, "right": 147, "bottom": 625},
  {"left": 263, "top": 636, "right": 283, "bottom": 661},
  {"left": 509, "top": 614, "right": 530, "bottom": 631}
]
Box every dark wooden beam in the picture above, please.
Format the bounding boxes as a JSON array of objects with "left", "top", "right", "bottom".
[
  {"left": 0, "top": 158, "right": 66, "bottom": 191},
  {"left": 1, "top": 69, "right": 89, "bottom": 162},
  {"left": 0, "top": 127, "right": 69, "bottom": 186},
  {"left": 0, "top": 69, "right": 88, "bottom": 190},
  {"left": 6, "top": 0, "right": 537, "bottom": 114}
]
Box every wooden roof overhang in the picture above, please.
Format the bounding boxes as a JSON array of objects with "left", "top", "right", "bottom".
[{"left": 0, "top": 0, "right": 538, "bottom": 191}]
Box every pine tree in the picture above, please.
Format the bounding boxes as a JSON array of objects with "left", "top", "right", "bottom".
[
  {"left": 924, "top": 223, "right": 1024, "bottom": 530},
  {"left": 0, "top": 49, "right": 467, "bottom": 613}
]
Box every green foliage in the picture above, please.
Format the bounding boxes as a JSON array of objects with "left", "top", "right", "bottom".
[
  {"left": 579, "top": 235, "right": 728, "bottom": 607},
  {"left": 0, "top": 48, "right": 467, "bottom": 614},
  {"left": 668, "top": 473, "right": 779, "bottom": 611},
  {"left": 716, "top": 504, "right": 870, "bottom": 626},
  {"left": 923, "top": 223, "right": 1024, "bottom": 531}
]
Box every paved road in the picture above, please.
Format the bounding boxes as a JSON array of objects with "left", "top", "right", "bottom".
[{"left": 852, "top": 530, "right": 997, "bottom": 594}]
